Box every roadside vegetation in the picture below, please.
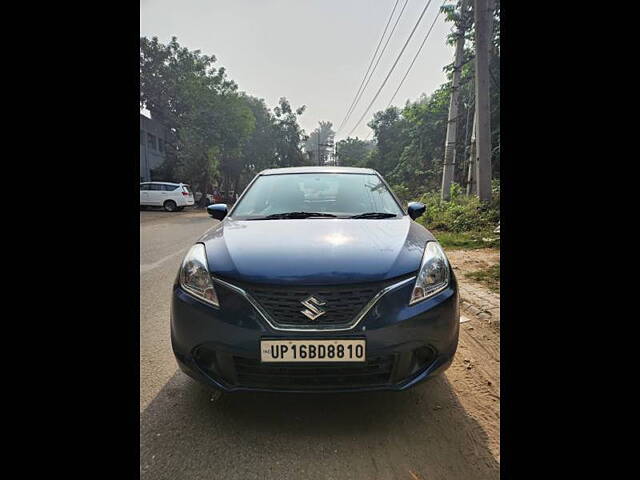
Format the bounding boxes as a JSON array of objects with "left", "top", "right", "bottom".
[
  {"left": 414, "top": 182, "right": 500, "bottom": 249},
  {"left": 465, "top": 263, "right": 500, "bottom": 292}
]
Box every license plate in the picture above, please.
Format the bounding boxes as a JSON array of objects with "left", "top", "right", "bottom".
[{"left": 260, "top": 339, "right": 366, "bottom": 363}]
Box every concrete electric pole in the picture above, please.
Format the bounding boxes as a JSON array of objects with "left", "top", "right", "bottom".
[
  {"left": 473, "top": 0, "right": 492, "bottom": 202},
  {"left": 466, "top": 110, "right": 477, "bottom": 196},
  {"left": 318, "top": 142, "right": 334, "bottom": 166},
  {"left": 440, "top": 0, "right": 468, "bottom": 200}
]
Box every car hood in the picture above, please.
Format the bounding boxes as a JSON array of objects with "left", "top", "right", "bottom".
[{"left": 198, "top": 216, "right": 435, "bottom": 285}]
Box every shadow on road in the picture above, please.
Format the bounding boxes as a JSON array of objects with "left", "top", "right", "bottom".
[{"left": 141, "top": 371, "right": 498, "bottom": 480}]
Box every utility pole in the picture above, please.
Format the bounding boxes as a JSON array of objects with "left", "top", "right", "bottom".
[
  {"left": 461, "top": 85, "right": 474, "bottom": 194},
  {"left": 441, "top": 0, "right": 467, "bottom": 200},
  {"left": 473, "top": 0, "right": 492, "bottom": 202},
  {"left": 318, "top": 142, "right": 334, "bottom": 166},
  {"left": 466, "top": 110, "right": 477, "bottom": 195}
]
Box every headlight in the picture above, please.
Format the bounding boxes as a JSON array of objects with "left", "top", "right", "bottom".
[
  {"left": 179, "top": 243, "right": 219, "bottom": 306},
  {"left": 409, "top": 241, "right": 450, "bottom": 305}
]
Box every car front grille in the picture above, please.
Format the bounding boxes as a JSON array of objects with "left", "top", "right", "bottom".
[
  {"left": 231, "top": 276, "right": 412, "bottom": 328},
  {"left": 232, "top": 355, "right": 395, "bottom": 390}
]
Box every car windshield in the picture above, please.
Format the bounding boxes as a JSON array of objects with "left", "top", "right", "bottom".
[{"left": 231, "top": 173, "right": 404, "bottom": 220}]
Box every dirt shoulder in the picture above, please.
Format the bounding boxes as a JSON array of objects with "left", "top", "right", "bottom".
[
  {"left": 442, "top": 247, "right": 501, "bottom": 468},
  {"left": 447, "top": 248, "right": 501, "bottom": 329}
]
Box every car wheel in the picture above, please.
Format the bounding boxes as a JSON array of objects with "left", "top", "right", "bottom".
[{"left": 164, "top": 200, "right": 177, "bottom": 212}]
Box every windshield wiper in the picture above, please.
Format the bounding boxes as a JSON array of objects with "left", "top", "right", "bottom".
[
  {"left": 252, "top": 211, "right": 338, "bottom": 220},
  {"left": 349, "top": 212, "right": 398, "bottom": 219}
]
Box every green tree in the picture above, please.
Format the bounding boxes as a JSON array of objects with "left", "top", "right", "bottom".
[
  {"left": 390, "top": 86, "right": 450, "bottom": 194},
  {"left": 335, "top": 137, "right": 375, "bottom": 167},
  {"left": 272, "top": 97, "right": 308, "bottom": 168},
  {"left": 367, "top": 106, "right": 407, "bottom": 177},
  {"left": 238, "top": 95, "right": 277, "bottom": 175},
  {"left": 140, "top": 36, "right": 243, "bottom": 196}
]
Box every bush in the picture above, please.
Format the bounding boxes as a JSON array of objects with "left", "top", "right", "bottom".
[{"left": 414, "top": 187, "right": 499, "bottom": 233}]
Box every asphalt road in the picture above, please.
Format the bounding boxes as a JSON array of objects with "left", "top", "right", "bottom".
[
  {"left": 140, "top": 210, "right": 500, "bottom": 480},
  {"left": 140, "top": 209, "right": 216, "bottom": 411}
]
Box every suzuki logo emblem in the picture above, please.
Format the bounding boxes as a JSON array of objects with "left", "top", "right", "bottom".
[{"left": 300, "top": 296, "right": 327, "bottom": 321}]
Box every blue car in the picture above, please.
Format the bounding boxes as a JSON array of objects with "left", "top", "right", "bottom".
[{"left": 171, "top": 167, "right": 459, "bottom": 392}]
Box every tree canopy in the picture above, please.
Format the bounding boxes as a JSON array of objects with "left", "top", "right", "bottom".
[{"left": 140, "top": 36, "right": 308, "bottom": 200}]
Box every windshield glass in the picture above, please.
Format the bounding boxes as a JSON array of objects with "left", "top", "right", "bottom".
[{"left": 231, "top": 173, "right": 404, "bottom": 219}]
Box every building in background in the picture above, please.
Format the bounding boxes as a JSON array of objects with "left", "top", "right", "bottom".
[{"left": 140, "top": 113, "right": 167, "bottom": 182}]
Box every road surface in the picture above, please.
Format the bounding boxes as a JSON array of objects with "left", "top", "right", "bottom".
[{"left": 140, "top": 209, "right": 500, "bottom": 480}]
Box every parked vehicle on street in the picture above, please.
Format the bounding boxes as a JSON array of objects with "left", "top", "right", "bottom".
[
  {"left": 171, "top": 167, "right": 459, "bottom": 392},
  {"left": 140, "top": 182, "right": 194, "bottom": 212}
]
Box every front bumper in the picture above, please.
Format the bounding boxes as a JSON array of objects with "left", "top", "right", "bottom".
[{"left": 171, "top": 274, "right": 459, "bottom": 393}]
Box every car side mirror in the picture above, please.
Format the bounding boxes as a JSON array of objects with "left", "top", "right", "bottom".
[
  {"left": 407, "top": 202, "right": 426, "bottom": 220},
  {"left": 207, "top": 203, "right": 228, "bottom": 221}
]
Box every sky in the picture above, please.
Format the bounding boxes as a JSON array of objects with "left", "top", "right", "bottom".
[{"left": 140, "top": 0, "right": 454, "bottom": 141}]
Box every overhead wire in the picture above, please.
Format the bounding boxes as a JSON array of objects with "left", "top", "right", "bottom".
[
  {"left": 335, "top": 0, "right": 401, "bottom": 134},
  {"left": 365, "top": 0, "right": 449, "bottom": 141},
  {"left": 385, "top": 0, "right": 446, "bottom": 108},
  {"left": 336, "top": 0, "right": 410, "bottom": 135},
  {"left": 345, "top": 0, "right": 436, "bottom": 138}
]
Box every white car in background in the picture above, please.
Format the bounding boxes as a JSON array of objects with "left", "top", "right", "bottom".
[{"left": 140, "top": 182, "right": 195, "bottom": 212}]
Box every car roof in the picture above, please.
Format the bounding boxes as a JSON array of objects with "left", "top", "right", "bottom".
[
  {"left": 140, "top": 181, "right": 186, "bottom": 186},
  {"left": 258, "top": 166, "right": 378, "bottom": 176}
]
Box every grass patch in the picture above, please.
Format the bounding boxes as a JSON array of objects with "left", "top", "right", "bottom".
[
  {"left": 411, "top": 190, "right": 500, "bottom": 249},
  {"left": 432, "top": 230, "right": 500, "bottom": 250},
  {"left": 416, "top": 190, "right": 500, "bottom": 234},
  {"left": 465, "top": 263, "right": 500, "bottom": 292}
]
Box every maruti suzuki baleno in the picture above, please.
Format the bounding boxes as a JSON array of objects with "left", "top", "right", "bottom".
[{"left": 171, "top": 167, "right": 459, "bottom": 392}]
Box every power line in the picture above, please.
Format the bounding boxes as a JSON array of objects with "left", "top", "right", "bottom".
[
  {"left": 385, "top": 0, "right": 446, "bottom": 108},
  {"left": 336, "top": 0, "right": 410, "bottom": 135},
  {"left": 364, "top": 0, "right": 445, "bottom": 142},
  {"left": 345, "top": 0, "right": 436, "bottom": 138},
  {"left": 335, "top": 0, "right": 400, "bottom": 135}
]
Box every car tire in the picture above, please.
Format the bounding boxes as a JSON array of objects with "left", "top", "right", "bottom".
[{"left": 164, "top": 200, "right": 177, "bottom": 212}]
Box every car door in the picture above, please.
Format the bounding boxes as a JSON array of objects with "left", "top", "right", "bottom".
[
  {"left": 148, "top": 183, "right": 166, "bottom": 206},
  {"left": 140, "top": 183, "right": 152, "bottom": 205}
]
